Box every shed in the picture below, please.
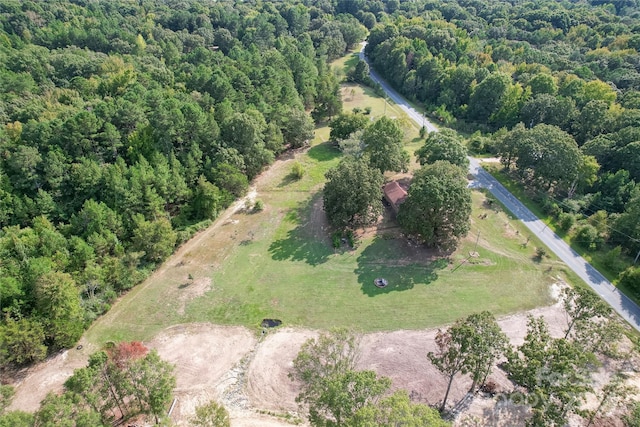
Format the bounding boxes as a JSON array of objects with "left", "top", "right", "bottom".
[{"left": 383, "top": 181, "right": 407, "bottom": 214}]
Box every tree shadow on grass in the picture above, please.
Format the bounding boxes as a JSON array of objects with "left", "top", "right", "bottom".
[
  {"left": 307, "top": 142, "right": 341, "bottom": 162},
  {"left": 355, "top": 237, "right": 448, "bottom": 296},
  {"left": 278, "top": 172, "right": 299, "bottom": 188},
  {"left": 268, "top": 195, "right": 333, "bottom": 266}
]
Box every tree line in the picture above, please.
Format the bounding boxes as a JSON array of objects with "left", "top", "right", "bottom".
[{"left": 359, "top": 0, "right": 640, "bottom": 289}]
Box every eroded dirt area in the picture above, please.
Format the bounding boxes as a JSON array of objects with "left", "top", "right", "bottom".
[{"left": 12, "top": 284, "right": 637, "bottom": 427}]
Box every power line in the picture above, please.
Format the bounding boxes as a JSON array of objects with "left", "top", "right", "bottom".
[{"left": 496, "top": 171, "right": 640, "bottom": 244}]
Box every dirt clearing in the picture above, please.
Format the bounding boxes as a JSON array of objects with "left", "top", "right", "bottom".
[{"left": 13, "top": 285, "right": 636, "bottom": 427}]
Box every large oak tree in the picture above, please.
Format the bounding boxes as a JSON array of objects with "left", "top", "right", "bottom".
[{"left": 398, "top": 161, "right": 471, "bottom": 249}]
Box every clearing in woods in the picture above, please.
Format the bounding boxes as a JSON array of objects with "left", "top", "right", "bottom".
[
  {"left": 10, "top": 49, "right": 602, "bottom": 427},
  {"left": 84, "top": 97, "right": 562, "bottom": 344}
]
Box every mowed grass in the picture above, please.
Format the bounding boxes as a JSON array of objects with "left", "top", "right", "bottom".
[
  {"left": 85, "top": 62, "right": 562, "bottom": 344},
  {"left": 86, "top": 138, "right": 558, "bottom": 343},
  {"left": 182, "top": 189, "right": 557, "bottom": 332}
]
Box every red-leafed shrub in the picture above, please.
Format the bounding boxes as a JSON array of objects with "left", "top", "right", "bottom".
[{"left": 109, "top": 341, "right": 148, "bottom": 368}]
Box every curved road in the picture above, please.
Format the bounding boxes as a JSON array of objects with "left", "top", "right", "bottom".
[{"left": 360, "top": 43, "right": 640, "bottom": 332}]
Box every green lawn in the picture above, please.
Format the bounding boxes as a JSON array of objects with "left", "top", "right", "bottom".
[
  {"left": 183, "top": 190, "right": 557, "bottom": 332},
  {"left": 84, "top": 68, "right": 565, "bottom": 345},
  {"left": 86, "top": 141, "right": 559, "bottom": 343}
]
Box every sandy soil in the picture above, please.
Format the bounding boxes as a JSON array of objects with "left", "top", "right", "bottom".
[
  {"left": 149, "top": 324, "right": 257, "bottom": 425},
  {"left": 4, "top": 347, "right": 89, "bottom": 413},
  {"left": 246, "top": 329, "right": 317, "bottom": 415}
]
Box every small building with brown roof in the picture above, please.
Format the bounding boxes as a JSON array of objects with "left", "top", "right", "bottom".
[{"left": 383, "top": 181, "right": 407, "bottom": 214}]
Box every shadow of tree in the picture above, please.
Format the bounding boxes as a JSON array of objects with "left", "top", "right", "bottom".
[
  {"left": 355, "top": 237, "right": 447, "bottom": 296},
  {"left": 268, "top": 195, "right": 333, "bottom": 266},
  {"left": 278, "top": 172, "right": 299, "bottom": 188},
  {"left": 307, "top": 141, "right": 341, "bottom": 162}
]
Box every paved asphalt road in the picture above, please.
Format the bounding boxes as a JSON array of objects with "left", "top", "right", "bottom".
[{"left": 359, "top": 43, "right": 640, "bottom": 332}]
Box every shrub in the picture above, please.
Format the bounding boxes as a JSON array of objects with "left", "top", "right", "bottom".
[
  {"left": 574, "top": 224, "right": 601, "bottom": 250},
  {"left": 253, "top": 199, "right": 264, "bottom": 212},
  {"left": 346, "top": 229, "right": 356, "bottom": 248},
  {"left": 535, "top": 247, "right": 547, "bottom": 259},
  {"left": 541, "top": 197, "right": 560, "bottom": 217},
  {"left": 619, "top": 267, "right": 640, "bottom": 295},
  {"left": 560, "top": 197, "right": 583, "bottom": 214},
  {"left": 558, "top": 212, "right": 576, "bottom": 232},
  {"left": 603, "top": 246, "right": 624, "bottom": 272},
  {"left": 332, "top": 231, "right": 341, "bottom": 248},
  {"left": 291, "top": 161, "right": 305, "bottom": 180},
  {"left": 363, "top": 106, "right": 372, "bottom": 115},
  {"left": 468, "top": 136, "right": 484, "bottom": 153}
]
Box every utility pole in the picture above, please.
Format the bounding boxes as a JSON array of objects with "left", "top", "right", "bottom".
[{"left": 635, "top": 248, "right": 640, "bottom": 265}]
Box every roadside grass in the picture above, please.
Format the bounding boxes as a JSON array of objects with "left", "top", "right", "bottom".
[
  {"left": 84, "top": 62, "right": 564, "bottom": 345},
  {"left": 482, "top": 163, "right": 639, "bottom": 299}
]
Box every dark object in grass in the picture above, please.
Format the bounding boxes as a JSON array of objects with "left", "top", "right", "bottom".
[
  {"left": 374, "top": 278, "right": 388, "bottom": 288},
  {"left": 261, "top": 319, "right": 282, "bottom": 328}
]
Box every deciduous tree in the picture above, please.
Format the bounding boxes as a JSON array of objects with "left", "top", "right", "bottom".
[
  {"left": 428, "top": 321, "right": 473, "bottom": 412},
  {"left": 362, "top": 116, "right": 409, "bottom": 173},
  {"left": 463, "top": 312, "right": 509, "bottom": 392},
  {"left": 415, "top": 129, "right": 469, "bottom": 169},
  {"left": 191, "top": 400, "right": 230, "bottom": 427},
  {"left": 398, "top": 161, "right": 471, "bottom": 249},
  {"left": 290, "top": 329, "right": 391, "bottom": 426},
  {"left": 504, "top": 316, "right": 594, "bottom": 427},
  {"left": 349, "top": 391, "right": 449, "bottom": 426},
  {"left": 329, "top": 112, "right": 369, "bottom": 143},
  {"left": 323, "top": 158, "right": 384, "bottom": 229}
]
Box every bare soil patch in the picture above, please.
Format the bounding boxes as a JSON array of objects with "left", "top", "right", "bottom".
[
  {"left": 246, "top": 329, "right": 317, "bottom": 414},
  {"left": 7, "top": 347, "right": 90, "bottom": 413},
  {"left": 148, "top": 324, "right": 257, "bottom": 426},
  {"left": 8, "top": 289, "right": 638, "bottom": 427}
]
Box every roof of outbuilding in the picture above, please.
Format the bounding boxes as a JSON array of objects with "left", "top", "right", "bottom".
[{"left": 383, "top": 181, "right": 407, "bottom": 207}]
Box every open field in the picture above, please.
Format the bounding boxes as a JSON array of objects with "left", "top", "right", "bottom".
[
  {"left": 81, "top": 56, "right": 566, "bottom": 345},
  {"left": 83, "top": 139, "right": 562, "bottom": 344}
]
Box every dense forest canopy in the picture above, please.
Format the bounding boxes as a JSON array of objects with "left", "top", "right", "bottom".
[
  {"left": 0, "top": 0, "right": 365, "bottom": 367},
  {"left": 361, "top": 0, "right": 640, "bottom": 272},
  {"left": 1, "top": 0, "right": 640, "bottom": 368}
]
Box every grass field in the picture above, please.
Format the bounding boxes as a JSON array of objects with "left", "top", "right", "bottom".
[
  {"left": 84, "top": 56, "right": 565, "bottom": 345},
  {"left": 86, "top": 138, "right": 562, "bottom": 343}
]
